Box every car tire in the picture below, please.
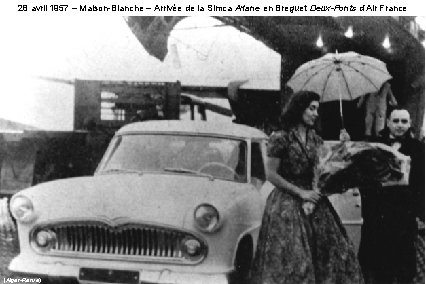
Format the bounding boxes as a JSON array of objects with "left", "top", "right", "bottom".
[{"left": 229, "top": 237, "right": 253, "bottom": 284}]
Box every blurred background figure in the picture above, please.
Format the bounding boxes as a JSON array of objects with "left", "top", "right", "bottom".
[{"left": 358, "top": 80, "right": 398, "bottom": 139}]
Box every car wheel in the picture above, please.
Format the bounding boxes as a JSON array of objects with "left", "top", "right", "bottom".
[{"left": 229, "top": 237, "right": 253, "bottom": 284}]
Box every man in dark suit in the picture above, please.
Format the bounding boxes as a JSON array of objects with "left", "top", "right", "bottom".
[{"left": 358, "top": 107, "right": 425, "bottom": 284}]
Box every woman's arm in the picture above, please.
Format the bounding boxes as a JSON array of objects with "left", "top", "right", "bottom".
[{"left": 266, "top": 157, "right": 321, "bottom": 204}]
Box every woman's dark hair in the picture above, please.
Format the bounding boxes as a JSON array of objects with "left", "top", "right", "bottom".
[{"left": 279, "top": 90, "right": 320, "bottom": 130}]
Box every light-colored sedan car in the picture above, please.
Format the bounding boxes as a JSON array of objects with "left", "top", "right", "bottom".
[{"left": 8, "top": 120, "right": 273, "bottom": 284}]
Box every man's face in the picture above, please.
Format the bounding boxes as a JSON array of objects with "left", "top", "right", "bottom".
[{"left": 387, "top": 109, "right": 411, "bottom": 138}]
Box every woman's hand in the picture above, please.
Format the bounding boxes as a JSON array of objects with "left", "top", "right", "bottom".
[
  {"left": 298, "top": 189, "right": 322, "bottom": 203},
  {"left": 300, "top": 191, "right": 321, "bottom": 215},
  {"left": 339, "top": 128, "right": 351, "bottom": 142}
]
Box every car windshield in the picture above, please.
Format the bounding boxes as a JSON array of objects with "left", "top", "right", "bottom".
[{"left": 97, "top": 134, "right": 247, "bottom": 182}]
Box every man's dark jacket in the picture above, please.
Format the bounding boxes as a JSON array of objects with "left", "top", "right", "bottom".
[{"left": 358, "top": 128, "right": 425, "bottom": 281}]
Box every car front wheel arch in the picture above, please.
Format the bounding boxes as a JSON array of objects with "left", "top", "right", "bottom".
[{"left": 229, "top": 235, "right": 253, "bottom": 284}]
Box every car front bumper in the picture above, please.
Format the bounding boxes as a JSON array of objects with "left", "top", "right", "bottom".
[{"left": 9, "top": 256, "right": 229, "bottom": 284}]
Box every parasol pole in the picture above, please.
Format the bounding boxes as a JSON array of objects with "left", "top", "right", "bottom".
[
  {"left": 335, "top": 49, "right": 345, "bottom": 129},
  {"left": 339, "top": 91, "right": 345, "bottom": 129}
]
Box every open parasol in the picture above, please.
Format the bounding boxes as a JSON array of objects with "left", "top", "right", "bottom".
[{"left": 286, "top": 51, "right": 392, "bottom": 127}]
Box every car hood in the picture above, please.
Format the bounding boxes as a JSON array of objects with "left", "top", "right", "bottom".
[{"left": 19, "top": 173, "right": 250, "bottom": 228}]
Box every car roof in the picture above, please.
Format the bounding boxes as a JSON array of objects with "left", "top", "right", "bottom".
[{"left": 117, "top": 120, "right": 267, "bottom": 139}]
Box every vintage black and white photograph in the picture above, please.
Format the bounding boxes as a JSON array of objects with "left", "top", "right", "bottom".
[{"left": 0, "top": 15, "right": 425, "bottom": 284}]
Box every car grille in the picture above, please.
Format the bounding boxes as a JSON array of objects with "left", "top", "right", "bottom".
[{"left": 32, "top": 222, "right": 205, "bottom": 264}]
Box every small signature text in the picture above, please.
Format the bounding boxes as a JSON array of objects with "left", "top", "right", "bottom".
[{"left": 3, "top": 278, "right": 42, "bottom": 283}]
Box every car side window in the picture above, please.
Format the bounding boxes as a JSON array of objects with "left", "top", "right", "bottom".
[{"left": 251, "top": 142, "right": 266, "bottom": 186}]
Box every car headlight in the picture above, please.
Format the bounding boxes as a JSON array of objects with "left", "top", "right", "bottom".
[
  {"left": 194, "top": 204, "right": 220, "bottom": 233},
  {"left": 10, "top": 195, "right": 36, "bottom": 223}
]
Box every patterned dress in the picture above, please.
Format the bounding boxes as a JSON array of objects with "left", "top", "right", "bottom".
[{"left": 249, "top": 128, "right": 364, "bottom": 284}]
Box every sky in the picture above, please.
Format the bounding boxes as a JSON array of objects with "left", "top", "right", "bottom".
[{"left": 0, "top": 16, "right": 280, "bottom": 130}]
